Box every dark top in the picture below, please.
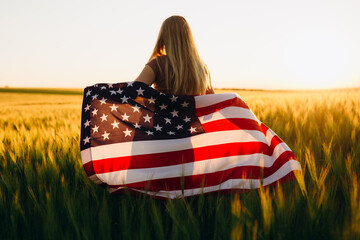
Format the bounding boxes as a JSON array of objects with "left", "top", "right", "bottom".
[{"left": 146, "top": 55, "right": 169, "bottom": 94}]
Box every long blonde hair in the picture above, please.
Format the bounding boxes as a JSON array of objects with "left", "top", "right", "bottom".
[{"left": 149, "top": 16, "right": 211, "bottom": 95}]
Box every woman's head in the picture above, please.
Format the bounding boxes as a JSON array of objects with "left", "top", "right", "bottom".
[
  {"left": 152, "top": 16, "right": 195, "bottom": 58},
  {"left": 150, "top": 16, "right": 211, "bottom": 95}
]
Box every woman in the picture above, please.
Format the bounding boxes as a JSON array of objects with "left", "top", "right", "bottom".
[{"left": 135, "top": 15, "right": 215, "bottom": 95}]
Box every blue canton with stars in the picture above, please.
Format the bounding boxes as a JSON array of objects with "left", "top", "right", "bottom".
[{"left": 80, "top": 81, "right": 205, "bottom": 151}]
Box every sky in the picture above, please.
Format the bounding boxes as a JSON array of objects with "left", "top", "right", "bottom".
[{"left": 0, "top": 0, "right": 360, "bottom": 90}]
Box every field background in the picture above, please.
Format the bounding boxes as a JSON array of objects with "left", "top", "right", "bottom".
[{"left": 0, "top": 87, "right": 359, "bottom": 239}]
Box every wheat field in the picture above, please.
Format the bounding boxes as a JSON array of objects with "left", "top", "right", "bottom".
[{"left": 0, "top": 87, "right": 359, "bottom": 239}]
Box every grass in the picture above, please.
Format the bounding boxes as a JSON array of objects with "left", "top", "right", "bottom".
[{"left": 0, "top": 87, "right": 359, "bottom": 239}]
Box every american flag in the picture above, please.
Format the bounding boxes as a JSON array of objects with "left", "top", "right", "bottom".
[{"left": 80, "top": 82, "right": 302, "bottom": 199}]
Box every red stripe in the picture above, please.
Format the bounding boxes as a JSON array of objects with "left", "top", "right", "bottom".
[
  {"left": 110, "top": 170, "right": 299, "bottom": 198},
  {"left": 107, "top": 150, "right": 297, "bottom": 191},
  {"left": 92, "top": 141, "right": 271, "bottom": 174},
  {"left": 202, "top": 118, "right": 262, "bottom": 133},
  {"left": 196, "top": 97, "right": 249, "bottom": 117},
  {"left": 83, "top": 162, "right": 95, "bottom": 176}
]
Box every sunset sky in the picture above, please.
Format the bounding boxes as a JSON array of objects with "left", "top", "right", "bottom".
[{"left": 1, "top": 0, "right": 360, "bottom": 90}]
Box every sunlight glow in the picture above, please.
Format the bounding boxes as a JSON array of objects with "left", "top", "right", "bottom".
[{"left": 282, "top": 30, "right": 351, "bottom": 89}]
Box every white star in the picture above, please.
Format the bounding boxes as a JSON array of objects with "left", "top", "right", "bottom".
[
  {"left": 99, "top": 98, "right": 107, "bottom": 105},
  {"left": 159, "top": 92, "right": 165, "bottom": 95},
  {"left": 100, "top": 114, "right": 108, "bottom": 122},
  {"left": 102, "top": 131, "right": 110, "bottom": 140},
  {"left": 92, "top": 94, "right": 98, "bottom": 100},
  {"left": 154, "top": 124, "right": 162, "bottom": 131},
  {"left": 123, "top": 128, "right": 132, "bottom": 137},
  {"left": 108, "top": 84, "right": 113, "bottom": 88},
  {"left": 111, "top": 120, "right": 120, "bottom": 129},
  {"left": 164, "top": 118, "right": 171, "bottom": 124},
  {"left": 92, "top": 125, "right": 99, "bottom": 133},
  {"left": 132, "top": 105, "right": 140, "bottom": 113},
  {"left": 110, "top": 104, "right": 118, "bottom": 112},
  {"left": 133, "top": 122, "right": 141, "bottom": 129},
  {"left": 83, "top": 136, "right": 90, "bottom": 144},
  {"left": 143, "top": 114, "right": 152, "bottom": 123},
  {"left": 181, "top": 101, "right": 189, "bottom": 108},
  {"left": 127, "top": 82, "right": 134, "bottom": 87},
  {"left": 170, "top": 95, "right": 178, "bottom": 102},
  {"left": 121, "top": 113, "right": 130, "bottom": 121},
  {"left": 189, "top": 127, "right": 197, "bottom": 133},
  {"left": 110, "top": 90, "right": 117, "bottom": 95},
  {"left": 84, "top": 104, "right": 90, "bottom": 111},
  {"left": 184, "top": 116, "right": 191, "bottom": 122},
  {"left": 84, "top": 119, "right": 90, "bottom": 128},
  {"left": 121, "top": 96, "right": 129, "bottom": 103},
  {"left": 92, "top": 108, "right": 98, "bottom": 116},
  {"left": 146, "top": 130, "right": 154, "bottom": 136},
  {"left": 148, "top": 96, "right": 156, "bottom": 104},
  {"left": 167, "top": 131, "right": 175, "bottom": 135},
  {"left": 101, "top": 86, "right": 106, "bottom": 90},
  {"left": 170, "top": 109, "right": 179, "bottom": 117},
  {"left": 175, "top": 125, "right": 183, "bottom": 130},
  {"left": 159, "top": 104, "right": 167, "bottom": 110},
  {"left": 136, "top": 87, "right": 145, "bottom": 96},
  {"left": 117, "top": 88, "right": 123, "bottom": 94},
  {"left": 86, "top": 90, "right": 92, "bottom": 96}
]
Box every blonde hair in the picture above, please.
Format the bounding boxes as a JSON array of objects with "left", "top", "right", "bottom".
[{"left": 149, "top": 15, "right": 211, "bottom": 95}]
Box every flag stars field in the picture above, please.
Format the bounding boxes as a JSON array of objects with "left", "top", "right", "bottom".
[
  {"left": 121, "top": 113, "right": 130, "bottom": 121},
  {"left": 110, "top": 104, "right": 118, "bottom": 112},
  {"left": 181, "top": 101, "right": 189, "bottom": 108},
  {"left": 92, "top": 125, "right": 99, "bottom": 133},
  {"left": 83, "top": 136, "right": 90, "bottom": 144},
  {"left": 111, "top": 120, "right": 120, "bottom": 129},
  {"left": 123, "top": 128, "right": 132, "bottom": 137},
  {"left": 102, "top": 131, "right": 110, "bottom": 140},
  {"left": 164, "top": 118, "right": 171, "bottom": 124},
  {"left": 154, "top": 124, "right": 162, "bottom": 131},
  {"left": 148, "top": 97, "right": 156, "bottom": 104},
  {"left": 136, "top": 87, "right": 145, "bottom": 96},
  {"left": 100, "top": 114, "right": 108, "bottom": 122},
  {"left": 170, "top": 95, "right": 178, "bottom": 102},
  {"left": 184, "top": 116, "right": 191, "bottom": 122},
  {"left": 189, "top": 127, "right": 197, "bottom": 133},
  {"left": 132, "top": 105, "right": 140, "bottom": 113},
  {"left": 83, "top": 119, "right": 90, "bottom": 128},
  {"left": 171, "top": 109, "right": 179, "bottom": 117},
  {"left": 121, "top": 96, "right": 129, "bottom": 103},
  {"left": 84, "top": 104, "right": 90, "bottom": 111},
  {"left": 143, "top": 114, "right": 152, "bottom": 123},
  {"left": 99, "top": 98, "right": 107, "bottom": 105},
  {"left": 159, "top": 104, "right": 167, "bottom": 110}
]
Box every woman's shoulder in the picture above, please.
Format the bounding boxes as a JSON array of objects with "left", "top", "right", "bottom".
[
  {"left": 148, "top": 55, "right": 168, "bottom": 64},
  {"left": 146, "top": 55, "right": 168, "bottom": 73}
]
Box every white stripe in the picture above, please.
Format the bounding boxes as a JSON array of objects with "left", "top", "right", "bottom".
[
  {"left": 195, "top": 93, "right": 241, "bottom": 108},
  {"left": 265, "top": 127, "right": 278, "bottom": 144},
  {"left": 97, "top": 143, "right": 296, "bottom": 185},
  {"left": 81, "top": 148, "right": 91, "bottom": 165},
  {"left": 117, "top": 160, "right": 302, "bottom": 199},
  {"left": 80, "top": 129, "right": 268, "bottom": 162},
  {"left": 198, "top": 107, "right": 258, "bottom": 124}
]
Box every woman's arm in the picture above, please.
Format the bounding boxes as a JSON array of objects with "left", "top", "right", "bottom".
[{"left": 134, "top": 65, "right": 155, "bottom": 86}]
